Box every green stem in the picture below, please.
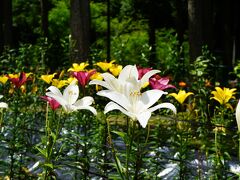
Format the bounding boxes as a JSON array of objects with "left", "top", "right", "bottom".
[{"left": 106, "top": 118, "right": 125, "bottom": 180}]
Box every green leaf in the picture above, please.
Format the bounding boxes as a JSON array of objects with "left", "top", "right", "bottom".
[
  {"left": 35, "top": 146, "right": 47, "bottom": 158},
  {"left": 112, "top": 130, "right": 129, "bottom": 144}
]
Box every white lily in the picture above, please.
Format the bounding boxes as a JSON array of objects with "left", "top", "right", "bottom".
[
  {"left": 89, "top": 65, "right": 160, "bottom": 95},
  {"left": 236, "top": 100, "right": 240, "bottom": 132},
  {"left": 0, "top": 95, "right": 8, "bottom": 109},
  {"left": 97, "top": 89, "right": 176, "bottom": 128},
  {"left": 46, "top": 81, "right": 97, "bottom": 114}
]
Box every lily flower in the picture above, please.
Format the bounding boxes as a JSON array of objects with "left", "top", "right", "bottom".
[
  {"left": 210, "top": 87, "right": 236, "bottom": 106},
  {"left": 95, "top": 60, "right": 115, "bottom": 71},
  {"left": 149, "top": 75, "right": 176, "bottom": 91},
  {"left": 72, "top": 70, "right": 96, "bottom": 87},
  {"left": 169, "top": 90, "right": 194, "bottom": 104},
  {"left": 89, "top": 65, "right": 160, "bottom": 95},
  {"left": 0, "top": 75, "right": 8, "bottom": 84},
  {"left": 51, "top": 79, "right": 69, "bottom": 89},
  {"left": 98, "top": 89, "right": 176, "bottom": 128},
  {"left": 8, "top": 72, "right": 28, "bottom": 88},
  {"left": 109, "top": 64, "right": 123, "bottom": 77},
  {"left": 0, "top": 95, "right": 8, "bottom": 109},
  {"left": 137, "top": 66, "right": 153, "bottom": 79},
  {"left": 41, "top": 73, "right": 57, "bottom": 84},
  {"left": 41, "top": 96, "right": 61, "bottom": 110},
  {"left": 68, "top": 62, "right": 89, "bottom": 72},
  {"left": 236, "top": 100, "right": 240, "bottom": 132},
  {"left": 46, "top": 80, "right": 97, "bottom": 114}
]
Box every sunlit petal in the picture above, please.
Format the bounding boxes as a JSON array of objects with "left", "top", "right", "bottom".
[
  {"left": 141, "top": 70, "right": 160, "bottom": 87},
  {"left": 148, "top": 102, "right": 177, "bottom": 114},
  {"left": 97, "top": 90, "right": 130, "bottom": 110},
  {"left": 136, "top": 111, "right": 151, "bottom": 128},
  {"left": 118, "top": 65, "right": 138, "bottom": 81},
  {"left": 63, "top": 84, "right": 79, "bottom": 105},
  {"left": 104, "top": 101, "right": 133, "bottom": 118},
  {"left": 236, "top": 100, "right": 240, "bottom": 132}
]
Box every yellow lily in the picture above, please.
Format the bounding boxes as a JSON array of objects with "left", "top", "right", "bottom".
[
  {"left": 109, "top": 64, "right": 123, "bottom": 77},
  {"left": 95, "top": 60, "right": 115, "bottom": 71},
  {"left": 41, "top": 73, "right": 56, "bottom": 84},
  {"left": 0, "top": 75, "right": 8, "bottom": 84},
  {"left": 90, "top": 72, "right": 103, "bottom": 81},
  {"left": 211, "top": 87, "right": 236, "bottom": 105},
  {"left": 51, "top": 79, "right": 68, "bottom": 89},
  {"left": 169, "top": 90, "right": 194, "bottom": 104},
  {"left": 68, "top": 62, "right": 89, "bottom": 72},
  {"left": 8, "top": 73, "right": 19, "bottom": 79},
  {"left": 66, "top": 77, "right": 77, "bottom": 84}
]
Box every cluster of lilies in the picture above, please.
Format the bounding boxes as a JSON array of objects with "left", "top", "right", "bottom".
[{"left": 0, "top": 61, "right": 240, "bottom": 130}]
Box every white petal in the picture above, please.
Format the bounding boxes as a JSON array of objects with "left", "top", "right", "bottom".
[
  {"left": 63, "top": 84, "right": 79, "bottom": 105},
  {"left": 89, "top": 79, "right": 111, "bottom": 89},
  {"left": 118, "top": 65, "right": 138, "bottom": 81},
  {"left": 97, "top": 90, "right": 130, "bottom": 110},
  {"left": 0, "top": 102, "right": 8, "bottom": 108},
  {"left": 140, "top": 70, "right": 160, "bottom": 87},
  {"left": 148, "top": 102, "right": 177, "bottom": 114},
  {"left": 46, "top": 92, "right": 67, "bottom": 107},
  {"left": 0, "top": 95, "right": 3, "bottom": 99},
  {"left": 47, "top": 86, "right": 63, "bottom": 97},
  {"left": 104, "top": 101, "right": 133, "bottom": 118},
  {"left": 136, "top": 111, "right": 151, "bottom": 128},
  {"left": 74, "top": 96, "right": 94, "bottom": 106},
  {"left": 139, "top": 90, "right": 167, "bottom": 109},
  {"left": 75, "top": 106, "right": 97, "bottom": 115},
  {"left": 236, "top": 100, "right": 240, "bottom": 132}
]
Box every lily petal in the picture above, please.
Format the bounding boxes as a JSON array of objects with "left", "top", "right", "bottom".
[
  {"left": 63, "top": 84, "right": 79, "bottom": 105},
  {"left": 118, "top": 65, "right": 138, "bottom": 81},
  {"left": 104, "top": 101, "right": 133, "bottom": 118},
  {"left": 97, "top": 90, "right": 130, "bottom": 110},
  {"left": 0, "top": 102, "right": 8, "bottom": 108},
  {"left": 136, "top": 111, "right": 151, "bottom": 128},
  {"left": 74, "top": 96, "right": 94, "bottom": 107},
  {"left": 141, "top": 70, "right": 160, "bottom": 87},
  {"left": 148, "top": 102, "right": 177, "bottom": 114},
  {"left": 140, "top": 90, "right": 167, "bottom": 109},
  {"left": 236, "top": 100, "right": 240, "bottom": 132},
  {"left": 47, "top": 86, "right": 63, "bottom": 97},
  {"left": 76, "top": 106, "right": 97, "bottom": 115}
]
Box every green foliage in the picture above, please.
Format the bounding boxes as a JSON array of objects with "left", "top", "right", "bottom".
[{"left": 48, "top": 0, "right": 70, "bottom": 37}]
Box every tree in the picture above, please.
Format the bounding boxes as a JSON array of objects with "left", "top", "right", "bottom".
[
  {"left": 70, "top": 0, "right": 91, "bottom": 62},
  {"left": 2, "top": 0, "right": 13, "bottom": 49},
  {"left": 40, "top": 0, "right": 49, "bottom": 37},
  {"left": 188, "top": 0, "right": 214, "bottom": 62}
]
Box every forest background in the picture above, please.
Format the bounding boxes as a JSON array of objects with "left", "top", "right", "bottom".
[{"left": 1, "top": 0, "right": 240, "bottom": 85}]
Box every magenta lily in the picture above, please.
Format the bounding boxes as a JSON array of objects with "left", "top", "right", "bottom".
[
  {"left": 72, "top": 70, "right": 96, "bottom": 87},
  {"left": 8, "top": 72, "right": 28, "bottom": 88},
  {"left": 137, "top": 66, "right": 153, "bottom": 80},
  {"left": 41, "top": 96, "right": 61, "bottom": 110},
  {"left": 149, "top": 75, "right": 175, "bottom": 91}
]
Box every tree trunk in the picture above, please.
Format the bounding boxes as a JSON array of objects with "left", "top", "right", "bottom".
[
  {"left": 40, "top": 0, "right": 49, "bottom": 37},
  {"left": 0, "top": 0, "right": 4, "bottom": 54},
  {"left": 188, "top": 0, "right": 202, "bottom": 61},
  {"left": 188, "top": 0, "right": 214, "bottom": 61},
  {"left": 2, "top": 0, "right": 13, "bottom": 48},
  {"left": 70, "top": 0, "right": 91, "bottom": 62}
]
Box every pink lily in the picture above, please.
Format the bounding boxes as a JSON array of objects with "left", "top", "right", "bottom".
[
  {"left": 41, "top": 96, "right": 61, "bottom": 110},
  {"left": 149, "top": 75, "right": 176, "bottom": 91},
  {"left": 72, "top": 70, "right": 96, "bottom": 87},
  {"left": 137, "top": 66, "right": 153, "bottom": 80}
]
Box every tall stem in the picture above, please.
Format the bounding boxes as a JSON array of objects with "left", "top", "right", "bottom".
[{"left": 106, "top": 118, "right": 125, "bottom": 179}]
